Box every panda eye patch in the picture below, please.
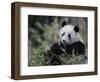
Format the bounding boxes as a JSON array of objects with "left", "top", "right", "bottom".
[
  {"left": 61, "top": 32, "right": 65, "bottom": 37},
  {"left": 68, "top": 34, "right": 71, "bottom": 40}
]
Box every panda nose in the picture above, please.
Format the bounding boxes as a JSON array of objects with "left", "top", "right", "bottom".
[{"left": 63, "top": 40, "right": 66, "bottom": 43}]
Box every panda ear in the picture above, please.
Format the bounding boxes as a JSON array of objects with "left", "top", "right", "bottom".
[
  {"left": 74, "top": 26, "right": 79, "bottom": 33},
  {"left": 62, "top": 21, "right": 67, "bottom": 27}
]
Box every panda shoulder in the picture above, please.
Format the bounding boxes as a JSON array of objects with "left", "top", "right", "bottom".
[{"left": 77, "top": 33, "right": 84, "bottom": 43}]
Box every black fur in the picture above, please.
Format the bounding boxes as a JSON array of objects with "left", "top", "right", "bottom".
[
  {"left": 51, "top": 42, "right": 64, "bottom": 55},
  {"left": 48, "top": 54, "right": 62, "bottom": 65},
  {"left": 49, "top": 41, "right": 85, "bottom": 65},
  {"left": 48, "top": 42, "right": 64, "bottom": 65},
  {"left": 72, "top": 41, "right": 85, "bottom": 54},
  {"left": 74, "top": 26, "right": 79, "bottom": 33},
  {"left": 62, "top": 21, "right": 67, "bottom": 27},
  {"left": 51, "top": 41, "right": 85, "bottom": 55},
  {"left": 65, "top": 41, "right": 85, "bottom": 55}
]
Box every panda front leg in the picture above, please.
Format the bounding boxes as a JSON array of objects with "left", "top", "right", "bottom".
[{"left": 48, "top": 54, "right": 64, "bottom": 65}]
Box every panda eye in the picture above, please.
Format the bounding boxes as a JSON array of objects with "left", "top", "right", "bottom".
[{"left": 61, "top": 32, "right": 65, "bottom": 37}]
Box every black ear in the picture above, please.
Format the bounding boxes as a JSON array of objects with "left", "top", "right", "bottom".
[
  {"left": 62, "top": 21, "right": 67, "bottom": 27},
  {"left": 74, "top": 26, "right": 79, "bottom": 32}
]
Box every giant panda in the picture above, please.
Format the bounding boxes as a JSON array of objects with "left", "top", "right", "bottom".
[
  {"left": 48, "top": 21, "right": 85, "bottom": 65},
  {"left": 59, "top": 21, "right": 85, "bottom": 55}
]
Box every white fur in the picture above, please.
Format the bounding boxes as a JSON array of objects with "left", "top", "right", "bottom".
[{"left": 59, "top": 25, "right": 84, "bottom": 44}]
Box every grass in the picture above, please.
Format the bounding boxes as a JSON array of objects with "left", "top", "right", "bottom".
[
  {"left": 28, "top": 41, "right": 50, "bottom": 66},
  {"left": 28, "top": 41, "right": 88, "bottom": 66}
]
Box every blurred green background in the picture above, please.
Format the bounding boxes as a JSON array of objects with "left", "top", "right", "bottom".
[{"left": 28, "top": 15, "right": 88, "bottom": 66}]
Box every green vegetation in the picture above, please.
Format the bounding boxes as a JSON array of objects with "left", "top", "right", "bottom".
[{"left": 28, "top": 41, "right": 50, "bottom": 66}]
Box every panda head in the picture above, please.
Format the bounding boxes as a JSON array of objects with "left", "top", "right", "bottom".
[{"left": 59, "top": 22, "right": 84, "bottom": 45}]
